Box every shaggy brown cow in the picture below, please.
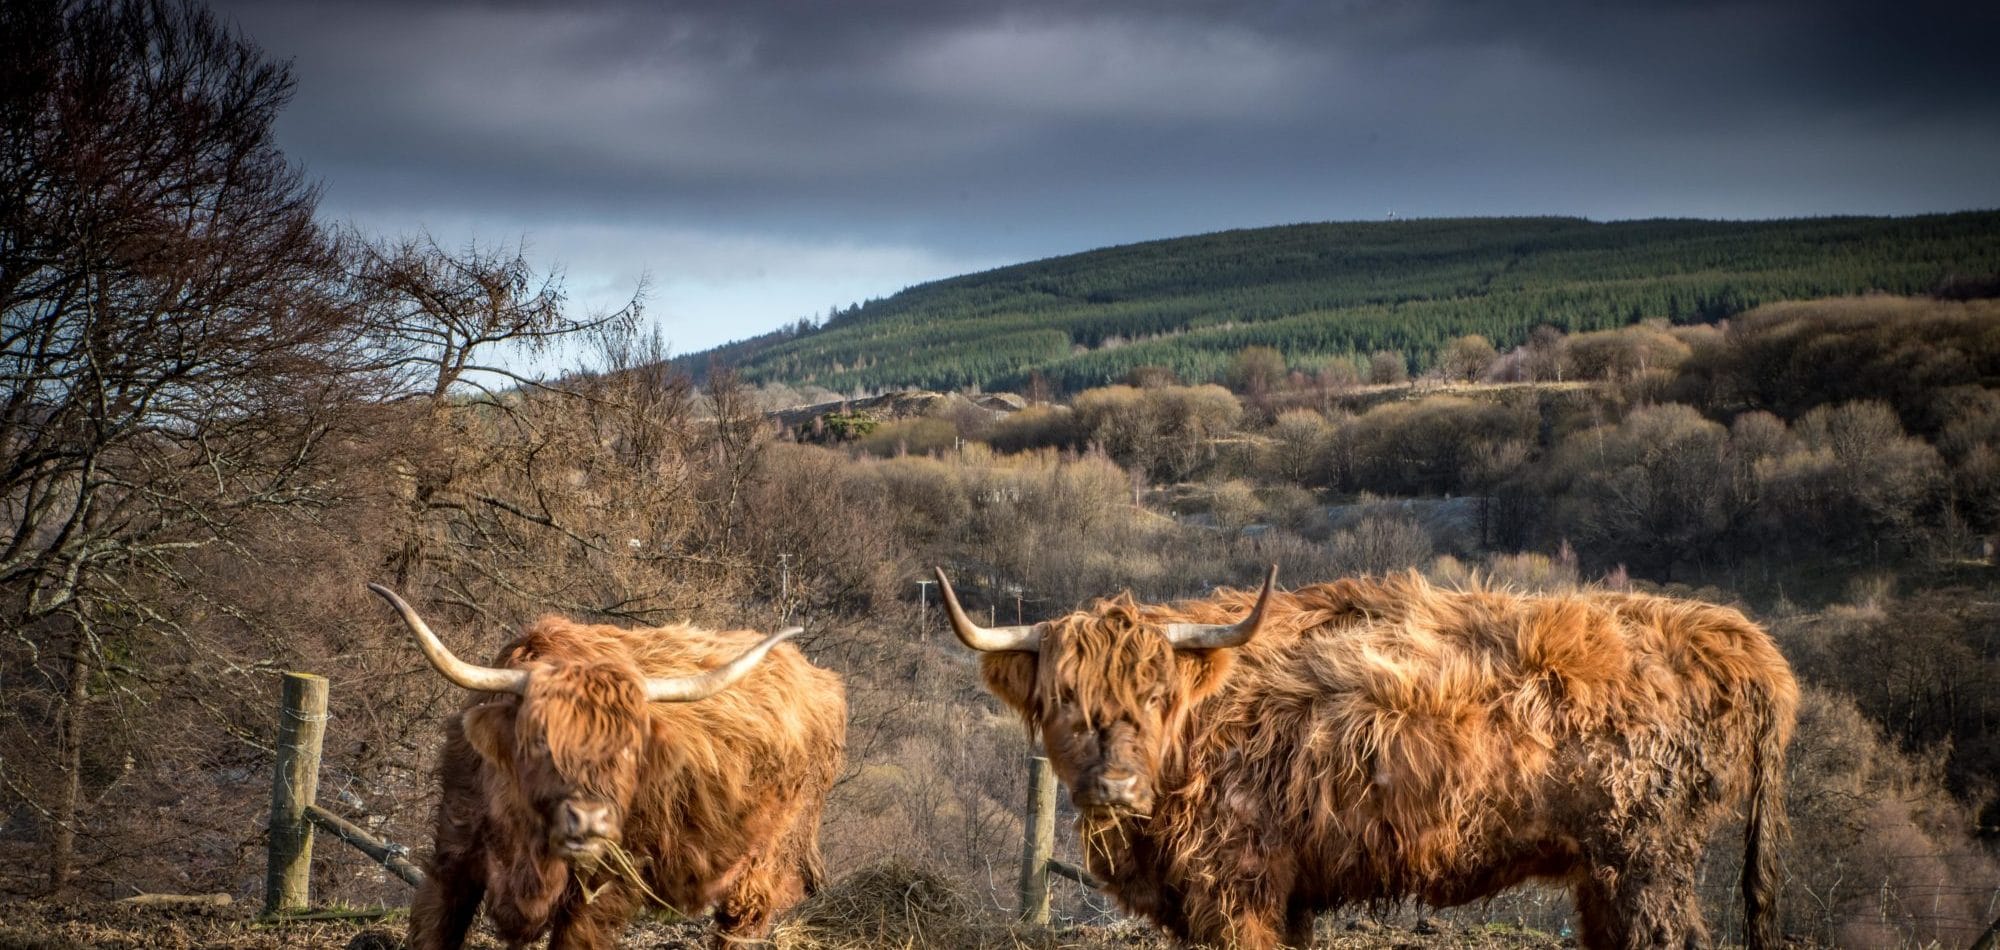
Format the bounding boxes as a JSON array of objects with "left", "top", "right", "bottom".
[
  {"left": 937, "top": 567, "right": 1797, "bottom": 950},
  {"left": 368, "top": 585, "right": 845, "bottom": 950}
]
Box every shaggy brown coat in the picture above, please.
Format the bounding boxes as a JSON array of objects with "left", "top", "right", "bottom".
[
  {"left": 409, "top": 617, "right": 846, "bottom": 950},
  {"left": 980, "top": 573, "right": 1796, "bottom": 950}
]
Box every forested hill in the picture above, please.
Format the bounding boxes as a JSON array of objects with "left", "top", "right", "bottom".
[{"left": 677, "top": 212, "right": 2000, "bottom": 394}]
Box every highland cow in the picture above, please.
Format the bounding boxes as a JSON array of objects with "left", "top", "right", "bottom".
[
  {"left": 368, "top": 585, "right": 845, "bottom": 950},
  {"left": 937, "top": 567, "right": 1796, "bottom": 950}
]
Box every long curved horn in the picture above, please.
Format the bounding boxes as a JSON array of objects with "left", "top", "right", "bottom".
[
  {"left": 934, "top": 567, "right": 1039, "bottom": 652},
  {"left": 645, "top": 626, "right": 802, "bottom": 702},
  {"left": 1163, "top": 565, "right": 1278, "bottom": 650},
  {"left": 367, "top": 583, "right": 530, "bottom": 694}
]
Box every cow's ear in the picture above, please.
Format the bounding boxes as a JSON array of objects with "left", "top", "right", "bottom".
[
  {"left": 1174, "top": 648, "right": 1238, "bottom": 704},
  {"left": 460, "top": 701, "right": 517, "bottom": 770},
  {"left": 980, "top": 653, "right": 1038, "bottom": 720}
]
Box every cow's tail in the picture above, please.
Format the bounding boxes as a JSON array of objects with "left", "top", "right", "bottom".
[
  {"left": 1741, "top": 689, "right": 1791, "bottom": 950},
  {"left": 793, "top": 804, "right": 828, "bottom": 898},
  {"left": 798, "top": 844, "right": 827, "bottom": 898}
]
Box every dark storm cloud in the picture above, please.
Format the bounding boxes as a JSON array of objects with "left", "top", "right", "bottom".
[{"left": 203, "top": 0, "right": 2000, "bottom": 346}]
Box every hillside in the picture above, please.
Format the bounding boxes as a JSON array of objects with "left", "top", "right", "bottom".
[{"left": 678, "top": 212, "right": 2000, "bottom": 393}]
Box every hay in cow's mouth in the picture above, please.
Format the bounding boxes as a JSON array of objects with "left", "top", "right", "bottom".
[
  {"left": 573, "top": 838, "right": 682, "bottom": 915},
  {"left": 1078, "top": 808, "right": 1144, "bottom": 877}
]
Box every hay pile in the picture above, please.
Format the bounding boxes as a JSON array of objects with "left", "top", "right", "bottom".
[{"left": 771, "top": 860, "right": 1048, "bottom": 950}]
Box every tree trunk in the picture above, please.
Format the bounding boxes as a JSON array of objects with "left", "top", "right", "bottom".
[{"left": 48, "top": 638, "right": 89, "bottom": 893}]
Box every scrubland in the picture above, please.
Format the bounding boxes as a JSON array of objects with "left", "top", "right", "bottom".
[{"left": 8, "top": 292, "right": 2000, "bottom": 948}]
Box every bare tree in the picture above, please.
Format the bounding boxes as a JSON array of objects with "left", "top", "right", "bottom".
[
  {"left": 1226, "top": 345, "right": 1287, "bottom": 409},
  {"left": 1367, "top": 350, "right": 1408, "bottom": 385},
  {"left": 1522, "top": 325, "right": 1568, "bottom": 382},
  {"left": 357, "top": 232, "right": 642, "bottom": 401},
  {"left": 0, "top": 0, "right": 367, "bottom": 890},
  {"left": 1439, "top": 334, "right": 1499, "bottom": 383}
]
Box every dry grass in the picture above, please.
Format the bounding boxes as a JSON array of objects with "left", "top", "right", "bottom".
[
  {"left": 0, "top": 897, "right": 377, "bottom": 950},
  {"left": 772, "top": 859, "right": 1037, "bottom": 950},
  {"left": 0, "top": 864, "right": 1576, "bottom": 950}
]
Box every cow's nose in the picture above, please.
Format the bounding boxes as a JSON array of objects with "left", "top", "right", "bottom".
[
  {"left": 1092, "top": 771, "right": 1141, "bottom": 804},
  {"left": 557, "top": 801, "right": 615, "bottom": 840}
]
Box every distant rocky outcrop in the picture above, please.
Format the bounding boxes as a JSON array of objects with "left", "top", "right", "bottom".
[{"left": 774, "top": 390, "right": 1024, "bottom": 443}]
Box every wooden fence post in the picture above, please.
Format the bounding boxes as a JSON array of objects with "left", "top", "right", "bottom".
[
  {"left": 264, "top": 672, "right": 328, "bottom": 916},
  {"left": 1018, "top": 754, "right": 1058, "bottom": 924},
  {"left": 1972, "top": 915, "right": 2000, "bottom": 950}
]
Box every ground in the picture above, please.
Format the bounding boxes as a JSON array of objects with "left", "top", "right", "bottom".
[
  {"left": 0, "top": 860, "right": 1571, "bottom": 950},
  {"left": 0, "top": 898, "right": 1571, "bottom": 950}
]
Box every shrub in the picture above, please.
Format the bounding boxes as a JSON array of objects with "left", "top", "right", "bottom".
[
  {"left": 1780, "top": 591, "right": 2000, "bottom": 814},
  {"left": 1367, "top": 350, "right": 1408, "bottom": 385},
  {"left": 1344, "top": 396, "right": 1536, "bottom": 496},
  {"left": 868, "top": 456, "right": 971, "bottom": 544},
  {"left": 1541, "top": 403, "right": 1731, "bottom": 573},
  {"left": 1226, "top": 345, "right": 1288, "bottom": 399},
  {"left": 1072, "top": 384, "right": 1241, "bottom": 483},
  {"left": 1208, "top": 480, "right": 1266, "bottom": 533},
  {"left": 822, "top": 410, "right": 880, "bottom": 440},
  {"left": 743, "top": 445, "right": 904, "bottom": 612},
  {"left": 1260, "top": 484, "right": 1325, "bottom": 535},
  {"left": 1675, "top": 296, "right": 2000, "bottom": 434},
  {"left": 1439, "top": 334, "right": 1499, "bottom": 382},
  {"left": 984, "top": 405, "right": 1078, "bottom": 454},
  {"left": 1482, "top": 549, "right": 1580, "bottom": 592},
  {"left": 1563, "top": 322, "right": 1692, "bottom": 381},
  {"left": 1259, "top": 409, "right": 1335, "bottom": 486},
  {"left": 1758, "top": 401, "right": 1945, "bottom": 548},
  {"left": 1328, "top": 510, "right": 1434, "bottom": 576},
  {"left": 1739, "top": 688, "right": 2000, "bottom": 949},
  {"left": 854, "top": 417, "right": 959, "bottom": 458}
]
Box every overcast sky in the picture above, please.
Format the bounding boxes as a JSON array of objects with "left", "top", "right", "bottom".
[{"left": 208, "top": 0, "right": 2000, "bottom": 357}]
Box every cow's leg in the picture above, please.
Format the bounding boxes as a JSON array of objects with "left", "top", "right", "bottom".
[
  {"left": 714, "top": 796, "right": 839, "bottom": 949},
  {"left": 1282, "top": 900, "right": 1318, "bottom": 949},
  {"left": 1573, "top": 872, "right": 1626, "bottom": 950},
  {"left": 547, "top": 887, "right": 636, "bottom": 950},
  {"left": 407, "top": 785, "right": 486, "bottom": 950},
  {"left": 411, "top": 733, "right": 492, "bottom": 950},
  {"left": 1625, "top": 839, "right": 1709, "bottom": 950},
  {"left": 483, "top": 900, "right": 549, "bottom": 950},
  {"left": 1182, "top": 885, "right": 1285, "bottom": 950},
  {"left": 1209, "top": 910, "right": 1286, "bottom": 950},
  {"left": 406, "top": 861, "right": 483, "bottom": 950},
  {"left": 711, "top": 858, "right": 799, "bottom": 949},
  {"left": 1573, "top": 836, "right": 1710, "bottom": 950}
]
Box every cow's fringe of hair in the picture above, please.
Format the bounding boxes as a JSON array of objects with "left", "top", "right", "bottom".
[
  {"left": 1036, "top": 595, "right": 1213, "bottom": 729},
  {"left": 499, "top": 616, "right": 844, "bottom": 809},
  {"left": 516, "top": 660, "right": 649, "bottom": 801}
]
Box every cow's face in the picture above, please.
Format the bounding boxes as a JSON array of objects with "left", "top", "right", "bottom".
[
  {"left": 981, "top": 607, "right": 1237, "bottom": 818},
  {"left": 937, "top": 567, "right": 1275, "bottom": 821},
  {"left": 462, "top": 662, "right": 647, "bottom": 864}
]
